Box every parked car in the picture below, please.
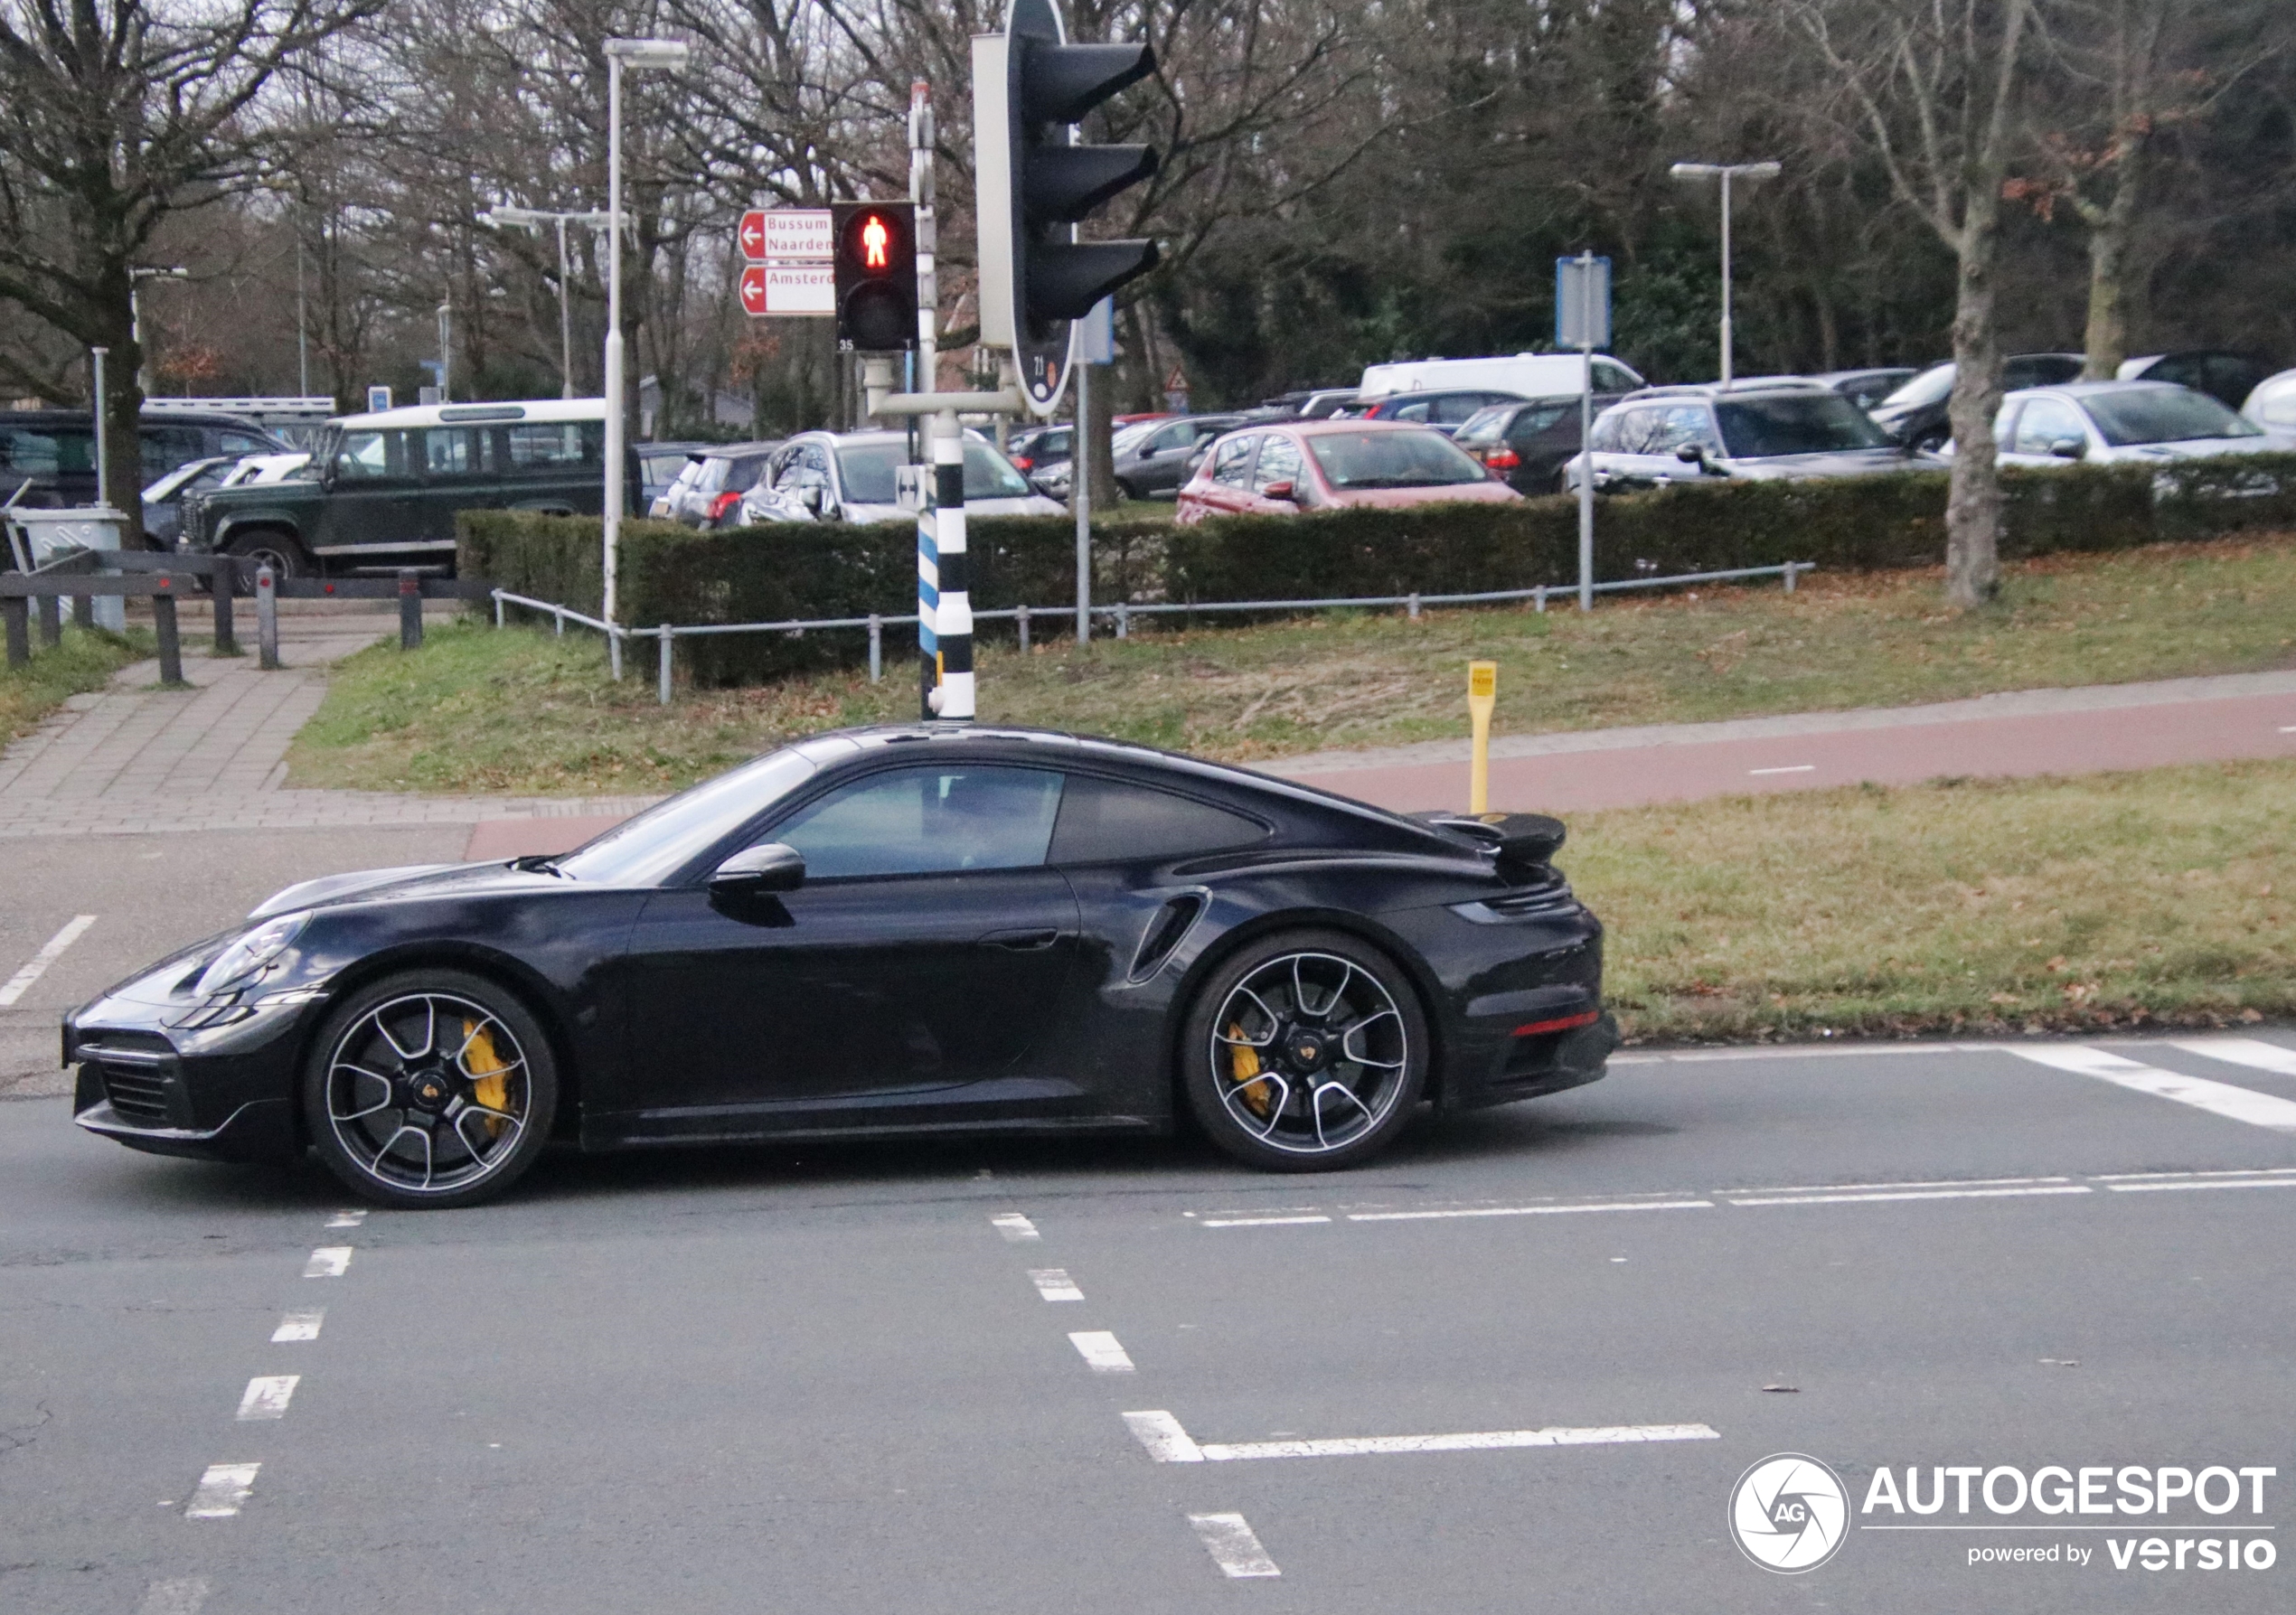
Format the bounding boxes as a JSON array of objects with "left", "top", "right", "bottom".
[
  {"left": 1354, "top": 388, "right": 1531, "bottom": 437},
  {"left": 1359, "top": 352, "right": 1645, "bottom": 404},
  {"left": 1566, "top": 381, "right": 1936, "bottom": 492},
  {"left": 2115, "top": 352, "right": 2277, "bottom": 412},
  {"left": 2241, "top": 368, "right": 2296, "bottom": 432},
  {"left": 1867, "top": 354, "right": 2084, "bottom": 450},
  {"left": 640, "top": 441, "right": 715, "bottom": 512},
  {"left": 1981, "top": 380, "right": 2283, "bottom": 467},
  {"left": 176, "top": 398, "right": 631, "bottom": 578},
  {"left": 1107, "top": 414, "right": 1246, "bottom": 500},
  {"left": 218, "top": 452, "right": 313, "bottom": 487},
  {"left": 1006, "top": 423, "right": 1072, "bottom": 474},
  {"left": 739, "top": 430, "right": 1062, "bottom": 526},
  {"left": 141, "top": 456, "right": 239, "bottom": 548},
  {"left": 1815, "top": 367, "right": 1918, "bottom": 414},
  {"left": 648, "top": 453, "right": 705, "bottom": 519},
  {"left": 1258, "top": 388, "right": 1362, "bottom": 420},
  {"left": 1, "top": 408, "right": 292, "bottom": 514},
  {"left": 1177, "top": 419, "right": 1523, "bottom": 522},
  {"left": 1452, "top": 392, "right": 1632, "bottom": 493},
  {"left": 663, "top": 443, "right": 780, "bottom": 529}
]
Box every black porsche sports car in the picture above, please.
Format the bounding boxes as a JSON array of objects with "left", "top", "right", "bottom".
[{"left": 68, "top": 726, "right": 1617, "bottom": 1207}]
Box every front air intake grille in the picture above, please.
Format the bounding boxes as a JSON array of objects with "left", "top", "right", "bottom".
[
  {"left": 99, "top": 1066, "right": 176, "bottom": 1123},
  {"left": 82, "top": 1034, "right": 183, "bottom": 1126}
]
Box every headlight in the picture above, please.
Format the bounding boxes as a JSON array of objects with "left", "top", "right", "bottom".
[{"left": 193, "top": 911, "right": 310, "bottom": 997}]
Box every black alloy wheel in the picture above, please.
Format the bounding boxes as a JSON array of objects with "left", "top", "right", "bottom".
[
  {"left": 301, "top": 970, "right": 559, "bottom": 1208},
  {"left": 1180, "top": 929, "right": 1428, "bottom": 1170},
  {"left": 226, "top": 531, "right": 307, "bottom": 582}
]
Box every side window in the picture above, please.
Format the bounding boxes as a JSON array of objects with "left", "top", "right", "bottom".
[
  {"left": 1656, "top": 405, "right": 1718, "bottom": 451},
  {"left": 1434, "top": 394, "right": 1487, "bottom": 425},
  {"left": 2011, "top": 399, "right": 2084, "bottom": 455},
  {"left": 421, "top": 427, "right": 490, "bottom": 477},
  {"left": 334, "top": 430, "right": 404, "bottom": 479},
  {"left": 1391, "top": 399, "right": 1431, "bottom": 423},
  {"left": 1611, "top": 408, "right": 1666, "bottom": 454},
  {"left": 503, "top": 422, "right": 594, "bottom": 468},
  {"left": 1253, "top": 435, "right": 1303, "bottom": 493},
  {"left": 726, "top": 455, "right": 769, "bottom": 493},
  {"left": 1211, "top": 435, "right": 1260, "bottom": 487},
  {"left": 1048, "top": 775, "right": 1268, "bottom": 865},
  {"left": 771, "top": 766, "right": 1065, "bottom": 879},
  {"left": 1586, "top": 410, "right": 1628, "bottom": 453},
  {"left": 1151, "top": 422, "right": 1196, "bottom": 455},
  {"left": 141, "top": 427, "right": 205, "bottom": 482},
  {"left": 1592, "top": 361, "right": 1638, "bottom": 393},
  {"left": 218, "top": 432, "right": 272, "bottom": 456},
  {"left": 1510, "top": 403, "right": 1573, "bottom": 444}
]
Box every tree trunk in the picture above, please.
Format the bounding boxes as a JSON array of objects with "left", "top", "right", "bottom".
[
  {"left": 1085, "top": 361, "right": 1118, "bottom": 508},
  {"left": 1943, "top": 209, "right": 2006, "bottom": 608},
  {"left": 2081, "top": 149, "right": 2145, "bottom": 380}
]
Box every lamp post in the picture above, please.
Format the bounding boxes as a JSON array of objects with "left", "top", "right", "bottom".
[
  {"left": 1667, "top": 161, "right": 1780, "bottom": 385},
  {"left": 484, "top": 204, "right": 614, "bottom": 399},
  {"left": 600, "top": 36, "right": 691, "bottom": 665},
  {"left": 129, "top": 267, "right": 189, "bottom": 393}
]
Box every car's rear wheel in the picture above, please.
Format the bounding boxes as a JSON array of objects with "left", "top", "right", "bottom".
[
  {"left": 302, "top": 970, "right": 558, "bottom": 1208},
  {"left": 1180, "top": 930, "right": 1427, "bottom": 1170},
  {"left": 226, "top": 531, "right": 308, "bottom": 581}
]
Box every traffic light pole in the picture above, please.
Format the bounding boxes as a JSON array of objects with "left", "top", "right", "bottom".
[{"left": 909, "top": 81, "right": 940, "bottom": 719}]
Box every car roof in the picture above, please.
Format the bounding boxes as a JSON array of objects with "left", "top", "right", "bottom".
[
  {"left": 1623, "top": 379, "right": 1830, "bottom": 401},
  {"left": 334, "top": 398, "right": 607, "bottom": 430},
  {"left": 2009, "top": 379, "right": 2190, "bottom": 399}
]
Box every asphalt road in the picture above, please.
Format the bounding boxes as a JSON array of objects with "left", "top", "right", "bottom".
[{"left": 7, "top": 991, "right": 2295, "bottom": 1611}]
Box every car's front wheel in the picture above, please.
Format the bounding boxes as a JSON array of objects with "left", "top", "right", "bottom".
[
  {"left": 226, "top": 531, "right": 308, "bottom": 581},
  {"left": 1180, "top": 930, "right": 1428, "bottom": 1171},
  {"left": 302, "top": 970, "right": 559, "bottom": 1208}
]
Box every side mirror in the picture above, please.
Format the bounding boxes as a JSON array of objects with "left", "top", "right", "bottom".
[
  {"left": 1261, "top": 479, "right": 1294, "bottom": 502},
  {"left": 1673, "top": 442, "right": 1707, "bottom": 465},
  {"left": 2047, "top": 437, "right": 2086, "bottom": 461},
  {"left": 710, "top": 842, "right": 805, "bottom": 896}
]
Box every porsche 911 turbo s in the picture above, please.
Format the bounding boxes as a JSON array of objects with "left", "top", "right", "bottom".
[{"left": 67, "top": 727, "right": 1617, "bottom": 1207}]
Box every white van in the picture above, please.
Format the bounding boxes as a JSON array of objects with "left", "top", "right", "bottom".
[{"left": 1358, "top": 352, "right": 1645, "bottom": 401}]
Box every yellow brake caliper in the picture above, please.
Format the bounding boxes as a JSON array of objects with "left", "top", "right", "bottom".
[
  {"left": 1228, "top": 1023, "right": 1273, "bottom": 1116},
  {"left": 463, "top": 1019, "right": 512, "bottom": 1138}
]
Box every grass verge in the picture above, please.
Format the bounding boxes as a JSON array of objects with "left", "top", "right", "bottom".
[
  {"left": 0, "top": 625, "right": 155, "bottom": 747},
  {"left": 291, "top": 536, "right": 2296, "bottom": 796},
  {"left": 1581, "top": 760, "right": 2294, "bottom": 1042}
]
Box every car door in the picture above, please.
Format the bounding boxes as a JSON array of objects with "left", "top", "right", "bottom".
[
  {"left": 1195, "top": 434, "right": 1261, "bottom": 516},
  {"left": 501, "top": 420, "right": 606, "bottom": 515},
  {"left": 1133, "top": 419, "right": 1211, "bottom": 495},
  {"left": 1505, "top": 400, "right": 1578, "bottom": 489},
  {"left": 1247, "top": 433, "right": 1308, "bottom": 512},
  {"left": 2001, "top": 396, "right": 2090, "bottom": 465},
  {"left": 309, "top": 428, "right": 420, "bottom": 558},
  {"left": 406, "top": 425, "right": 493, "bottom": 552},
  {"left": 617, "top": 763, "right": 1083, "bottom": 1131}
]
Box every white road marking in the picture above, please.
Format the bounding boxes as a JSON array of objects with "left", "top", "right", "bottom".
[
  {"left": 1747, "top": 765, "right": 1815, "bottom": 776},
  {"left": 1728, "top": 1184, "right": 2092, "bottom": 1207},
  {"left": 1202, "top": 1214, "right": 1332, "bottom": 1227},
  {"left": 0, "top": 914, "right": 96, "bottom": 1006},
  {"left": 2108, "top": 1171, "right": 2296, "bottom": 1194},
  {"left": 1190, "top": 1513, "right": 1281, "bottom": 1578},
  {"left": 271, "top": 1308, "right": 325, "bottom": 1343},
  {"left": 2173, "top": 1037, "right": 2296, "bottom": 1080},
  {"left": 236, "top": 1376, "right": 299, "bottom": 1421},
  {"left": 1348, "top": 1199, "right": 1714, "bottom": 1222},
  {"left": 2012, "top": 1045, "right": 2296, "bottom": 1132},
  {"left": 136, "top": 1579, "right": 211, "bottom": 1615},
  {"left": 2280, "top": 724, "right": 2296, "bottom": 733},
  {"left": 1727, "top": 1174, "right": 2068, "bottom": 1196},
  {"left": 1069, "top": 1331, "right": 1135, "bottom": 1373},
  {"left": 184, "top": 1462, "right": 259, "bottom": 1518},
  {"left": 1029, "top": 1268, "right": 1084, "bottom": 1301},
  {"left": 1124, "top": 1409, "right": 1717, "bottom": 1463},
  {"left": 990, "top": 1213, "right": 1040, "bottom": 1243},
  {"left": 303, "top": 1246, "right": 353, "bottom": 1278},
  {"left": 325, "top": 1208, "right": 367, "bottom": 1229}
]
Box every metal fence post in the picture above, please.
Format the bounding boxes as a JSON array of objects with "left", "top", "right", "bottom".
[
  {"left": 657, "top": 624, "right": 673, "bottom": 706},
  {"left": 1783, "top": 562, "right": 1800, "bottom": 595},
  {"left": 1407, "top": 592, "right": 1420, "bottom": 621},
  {"left": 1115, "top": 602, "right": 1129, "bottom": 640},
  {"left": 1017, "top": 604, "right": 1030, "bottom": 653},
  {"left": 154, "top": 591, "right": 183, "bottom": 685},
  {"left": 553, "top": 606, "right": 565, "bottom": 636},
  {"left": 256, "top": 565, "right": 280, "bottom": 670},
  {"left": 3, "top": 596, "right": 26, "bottom": 668},
  {"left": 71, "top": 591, "right": 93, "bottom": 630},
  {"left": 211, "top": 557, "right": 237, "bottom": 656},
  {"left": 494, "top": 590, "right": 505, "bottom": 628},
  {"left": 34, "top": 593, "right": 60, "bottom": 648},
  {"left": 1534, "top": 585, "right": 1548, "bottom": 615},
  {"left": 868, "top": 614, "right": 882, "bottom": 683},
  {"left": 398, "top": 569, "right": 422, "bottom": 650}
]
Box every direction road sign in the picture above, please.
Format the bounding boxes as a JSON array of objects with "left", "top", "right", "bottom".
[
  {"left": 740, "top": 263, "right": 834, "bottom": 317},
  {"left": 739, "top": 210, "right": 767, "bottom": 260},
  {"left": 740, "top": 209, "right": 833, "bottom": 264}
]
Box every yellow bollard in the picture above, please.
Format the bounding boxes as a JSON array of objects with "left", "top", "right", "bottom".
[{"left": 1467, "top": 660, "right": 1497, "bottom": 814}]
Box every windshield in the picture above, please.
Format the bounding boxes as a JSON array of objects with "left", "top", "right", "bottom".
[
  {"left": 552, "top": 747, "right": 823, "bottom": 885},
  {"left": 1305, "top": 428, "right": 1490, "bottom": 489},
  {"left": 836, "top": 443, "right": 1033, "bottom": 504},
  {"left": 1879, "top": 363, "right": 1955, "bottom": 411},
  {"left": 2083, "top": 388, "right": 2261, "bottom": 447},
  {"left": 1715, "top": 395, "right": 1891, "bottom": 457}
]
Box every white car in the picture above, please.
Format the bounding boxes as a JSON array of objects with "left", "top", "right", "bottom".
[
  {"left": 1985, "top": 381, "right": 2289, "bottom": 467},
  {"left": 2242, "top": 369, "right": 2296, "bottom": 434},
  {"left": 739, "top": 430, "right": 1064, "bottom": 526},
  {"left": 218, "top": 451, "right": 313, "bottom": 486}
]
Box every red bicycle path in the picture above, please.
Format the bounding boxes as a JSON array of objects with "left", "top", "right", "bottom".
[{"left": 460, "top": 670, "right": 2296, "bottom": 860}]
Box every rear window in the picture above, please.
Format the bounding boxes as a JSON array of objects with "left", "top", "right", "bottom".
[
  {"left": 1714, "top": 395, "right": 1889, "bottom": 457},
  {"left": 837, "top": 442, "right": 1030, "bottom": 504},
  {"left": 2083, "top": 388, "right": 2260, "bottom": 447},
  {"left": 505, "top": 421, "right": 602, "bottom": 468},
  {"left": 1306, "top": 428, "right": 1492, "bottom": 489},
  {"left": 0, "top": 424, "right": 95, "bottom": 477}
]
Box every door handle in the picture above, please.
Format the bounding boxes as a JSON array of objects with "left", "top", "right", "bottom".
[{"left": 981, "top": 927, "right": 1060, "bottom": 952}]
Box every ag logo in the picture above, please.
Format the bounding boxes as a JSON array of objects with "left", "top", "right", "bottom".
[{"left": 1729, "top": 1453, "right": 1849, "bottom": 1573}]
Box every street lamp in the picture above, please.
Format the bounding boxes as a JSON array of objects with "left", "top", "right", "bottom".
[
  {"left": 1668, "top": 161, "right": 1780, "bottom": 386},
  {"left": 129, "top": 267, "right": 189, "bottom": 393},
  {"left": 601, "top": 35, "right": 691, "bottom": 656},
  {"left": 484, "top": 204, "right": 615, "bottom": 399}
]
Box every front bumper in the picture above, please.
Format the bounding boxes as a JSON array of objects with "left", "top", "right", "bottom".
[{"left": 65, "top": 990, "right": 317, "bottom": 1163}]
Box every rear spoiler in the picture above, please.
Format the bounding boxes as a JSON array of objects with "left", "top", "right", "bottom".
[{"left": 1413, "top": 811, "right": 1567, "bottom": 878}]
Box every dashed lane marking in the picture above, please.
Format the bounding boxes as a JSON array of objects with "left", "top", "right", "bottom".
[
  {"left": 235, "top": 1376, "right": 298, "bottom": 1421},
  {"left": 1125, "top": 1409, "right": 1717, "bottom": 1463},
  {"left": 2012, "top": 1045, "right": 2296, "bottom": 1132},
  {"left": 325, "top": 1209, "right": 367, "bottom": 1229},
  {"left": 2174, "top": 1038, "right": 2296, "bottom": 1080},
  {"left": 1190, "top": 1513, "right": 1281, "bottom": 1578},
  {"left": 1349, "top": 1199, "right": 1714, "bottom": 1223},
  {"left": 303, "top": 1246, "right": 352, "bottom": 1278},
  {"left": 184, "top": 1462, "right": 259, "bottom": 1519},
  {"left": 1727, "top": 1184, "right": 2092, "bottom": 1207},
  {"left": 990, "top": 1213, "right": 1040, "bottom": 1242},
  {"left": 1029, "top": 1268, "right": 1084, "bottom": 1301},
  {"left": 136, "top": 1580, "right": 211, "bottom": 1615},
  {"left": 271, "top": 1308, "right": 324, "bottom": 1343},
  {"left": 1747, "top": 765, "right": 1815, "bottom": 776},
  {"left": 2104, "top": 1168, "right": 2296, "bottom": 1194},
  {"left": 1202, "top": 1214, "right": 1332, "bottom": 1227},
  {"left": 1069, "top": 1331, "right": 1135, "bottom": 1373},
  {"left": 0, "top": 914, "right": 96, "bottom": 1006}
]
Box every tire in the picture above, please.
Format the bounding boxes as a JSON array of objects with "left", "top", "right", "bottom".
[
  {"left": 226, "top": 531, "right": 308, "bottom": 582},
  {"left": 1179, "top": 929, "right": 1428, "bottom": 1171},
  {"left": 301, "top": 969, "right": 560, "bottom": 1208},
  {"left": 1114, "top": 478, "right": 1140, "bottom": 502}
]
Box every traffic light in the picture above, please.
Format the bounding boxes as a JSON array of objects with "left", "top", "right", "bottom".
[
  {"left": 974, "top": 0, "right": 1159, "bottom": 414},
  {"left": 831, "top": 201, "right": 918, "bottom": 352}
]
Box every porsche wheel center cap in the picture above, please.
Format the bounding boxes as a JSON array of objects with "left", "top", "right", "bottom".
[
  {"left": 407, "top": 1072, "right": 452, "bottom": 1110},
  {"left": 1284, "top": 1033, "right": 1331, "bottom": 1072}
]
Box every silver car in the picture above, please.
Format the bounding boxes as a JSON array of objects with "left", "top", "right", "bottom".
[
  {"left": 1565, "top": 382, "right": 1936, "bottom": 492},
  {"left": 1983, "top": 381, "right": 2290, "bottom": 467},
  {"left": 739, "top": 430, "right": 1064, "bottom": 525}
]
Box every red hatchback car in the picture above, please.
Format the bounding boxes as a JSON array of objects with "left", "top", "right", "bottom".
[{"left": 1175, "top": 418, "right": 1523, "bottom": 523}]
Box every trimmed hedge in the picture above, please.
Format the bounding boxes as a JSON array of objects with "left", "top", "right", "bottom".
[{"left": 458, "top": 450, "right": 2296, "bottom": 686}]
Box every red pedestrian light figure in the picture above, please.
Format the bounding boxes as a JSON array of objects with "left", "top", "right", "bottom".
[{"left": 862, "top": 213, "right": 889, "bottom": 270}]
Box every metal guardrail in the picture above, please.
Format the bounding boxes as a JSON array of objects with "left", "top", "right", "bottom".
[{"left": 492, "top": 561, "right": 1816, "bottom": 707}]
